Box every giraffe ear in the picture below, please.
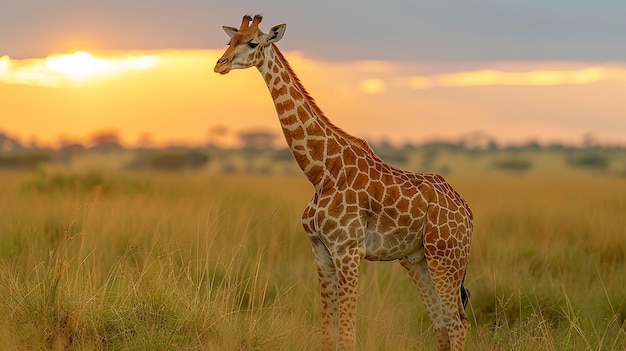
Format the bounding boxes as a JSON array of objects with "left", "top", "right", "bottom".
[
  {"left": 222, "top": 26, "right": 238, "bottom": 39},
  {"left": 266, "top": 24, "right": 286, "bottom": 43}
]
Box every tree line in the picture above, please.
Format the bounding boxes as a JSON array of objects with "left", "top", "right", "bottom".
[{"left": 0, "top": 130, "right": 624, "bottom": 173}]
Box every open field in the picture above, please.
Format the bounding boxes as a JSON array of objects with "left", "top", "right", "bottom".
[{"left": 1, "top": 170, "right": 625, "bottom": 350}]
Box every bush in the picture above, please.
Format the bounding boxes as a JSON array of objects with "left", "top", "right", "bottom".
[
  {"left": 373, "top": 148, "right": 408, "bottom": 166},
  {"left": 23, "top": 169, "right": 110, "bottom": 193},
  {"left": 22, "top": 169, "right": 150, "bottom": 194},
  {"left": 270, "top": 149, "right": 295, "bottom": 162},
  {"left": 129, "top": 150, "right": 209, "bottom": 171},
  {"left": 0, "top": 152, "right": 51, "bottom": 169},
  {"left": 493, "top": 157, "right": 533, "bottom": 173},
  {"left": 567, "top": 153, "right": 609, "bottom": 170}
]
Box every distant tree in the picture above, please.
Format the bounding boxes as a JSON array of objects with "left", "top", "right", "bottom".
[
  {"left": 89, "top": 130, "right": 123, "bottom": 151},
  {"left": 581, "top": 133, "right": 598, "bottom": 148},
  {"left": 520, "top": 139, "right": 541, "bottom": 151},
  {"left": 57, "top": 135, "right": 76, "bottom": 148},
  {"left": 0, "top": 132, "right": 23, "bottom": 152},
  {"left": 136, "top": 132, "right": 154, "bottom": 150},
  {"left": 421, "top": 141, "right": 464, "bottom": 152},
  {"left": 27, "top": 135, "right": 40, "bottom": 150},
  {"left": 237, "top": 129, "right": 278, "bottom": 149},
  {"left": 459, "top": 131, "right": 496, "bottom": 150},
  {"left": 486, "top": 140, "right": 499, "bottom": 151},
  {"left": 374, "top": 139, "right": 394, "bottom": 150},
  {"left": 208, "top": 125, "right": 229, "bottom": 149},
  {"left": 58, "top": 143, "right": 86, "bottom": 162},
  {"left": 401, "top": 142, "right": 417, "bottom": 151}
]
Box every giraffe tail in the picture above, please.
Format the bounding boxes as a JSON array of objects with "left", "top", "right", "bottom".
[
  {"left": 460, "top": 284, "right": 470, "bottom": 309},
  {"left": 460, "top": 271, "right": 470, "bottom": 310}
]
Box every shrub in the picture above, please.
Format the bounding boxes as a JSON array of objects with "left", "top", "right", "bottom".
[
  {"left": 270, "top": 149, "right": 295, "bottom": 162},
  {"left": 493, "top": 157, "right": 533, "bottom": 173},
  {"left": 23, "top": 169, "right": 110, "bottom": 193},
  {"left": 373, "top": 148, "right": 408, "bottom": 166},
  {"left": 129, "top": 150, "right": 209, "bottom": 171},
  {"left": 0, "top": 152, "right": 51, "bottom": 169},
  {"left": 567, "top": 153, "right": 609, "bottom": 170},
  {"left": 22, "top": 169, "right": 150, "bottom": 194}
]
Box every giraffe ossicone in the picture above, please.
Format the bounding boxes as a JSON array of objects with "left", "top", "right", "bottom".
[{"left": 214, "top": 14, "right": 473, "bottom": 351}]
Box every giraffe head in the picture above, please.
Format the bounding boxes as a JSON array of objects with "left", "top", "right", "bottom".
[{"left": 214, "top": 15, "right": 286, "bottom": 75}]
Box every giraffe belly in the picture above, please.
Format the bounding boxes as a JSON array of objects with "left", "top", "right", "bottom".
[{"left": 364, "top": 228, "right": 423, "bottom": 261}]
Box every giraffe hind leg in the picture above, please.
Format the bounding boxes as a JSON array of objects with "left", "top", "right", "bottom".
[
  {"left": 426, "top": 261, "right": 470, "bottom": 351},
  {"left": 399, "top": 254, "right": 451, "bottom": 351},
  {"left": 424, "top": 249, "right": 470, "bottom": 350}
]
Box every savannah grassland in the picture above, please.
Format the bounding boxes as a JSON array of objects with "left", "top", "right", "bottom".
[{"left": 1, "top": 161, "right": 626, "bottom": 350}]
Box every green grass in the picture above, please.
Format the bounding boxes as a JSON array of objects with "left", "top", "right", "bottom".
[{"left": 1, "top": 171, "right": 625, "bottom": 350}]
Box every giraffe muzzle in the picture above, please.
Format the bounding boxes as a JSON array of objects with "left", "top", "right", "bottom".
[{"left": 214, "top": 57, "right": 231, "bottom": 74}]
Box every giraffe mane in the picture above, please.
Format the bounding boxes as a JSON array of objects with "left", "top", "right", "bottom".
[{"left": 271, "top": 44, "right": 381, "bottom": 160}]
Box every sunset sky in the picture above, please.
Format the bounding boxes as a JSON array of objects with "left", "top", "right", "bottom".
[{"left": 1, "top": 1, "right": 625, "bottom": 147}]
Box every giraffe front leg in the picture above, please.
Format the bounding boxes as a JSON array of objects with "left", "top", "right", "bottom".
[
  {"left": 317, "top": 266, "right": 338, "bottom": 350},
  {"left": 334, "top": 247, "right": 363, "bottom": 351},
  {"left": 311, "top": 239, "right": 338, "bottom": 350}
]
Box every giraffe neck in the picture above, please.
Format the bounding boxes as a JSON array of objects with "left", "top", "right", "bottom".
[{"left": 257, "top": 45, "right": 374, "bottom": 186}]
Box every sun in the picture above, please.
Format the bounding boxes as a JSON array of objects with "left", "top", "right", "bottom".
[
  {"left": 0, "top": 50, "right": 160, "bottom": 87},
  {"left": 45, "top": 51, "right": 112, "bottom": 81}
]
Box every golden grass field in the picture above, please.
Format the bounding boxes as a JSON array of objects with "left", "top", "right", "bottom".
[{"left": 1, "top": 170, "right": 625, "bottom": 350}]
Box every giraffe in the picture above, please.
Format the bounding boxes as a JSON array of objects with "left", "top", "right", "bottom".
[{"left": 214, "top": 15, "right": 473, "bottom": 351}]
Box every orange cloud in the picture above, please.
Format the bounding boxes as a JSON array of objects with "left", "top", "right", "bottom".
[
  {"left": 359, "top": 78, "right": 386, "bottom": 94},
  {"left": 406, "top": 67, "right": 626, "bottom": 89}
]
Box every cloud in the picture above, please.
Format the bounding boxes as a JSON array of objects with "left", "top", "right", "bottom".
[
  {"left": 407, "top": 76, "right": 432, "bottom": 90},
  {"left": 359, "top": 78, "right": 386, "bottom": 94},
  {"left": 406, "top": 67, "right": 626, "bottom": 89}
]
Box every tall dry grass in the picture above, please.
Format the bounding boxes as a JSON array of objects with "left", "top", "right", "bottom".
[{"left": 0, "top": 171, "right": 625, "bottom": 350}]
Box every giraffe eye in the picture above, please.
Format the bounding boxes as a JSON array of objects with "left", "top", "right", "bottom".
[{"left": 247, "top": 41, "right": 259, "bottom": 49}]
